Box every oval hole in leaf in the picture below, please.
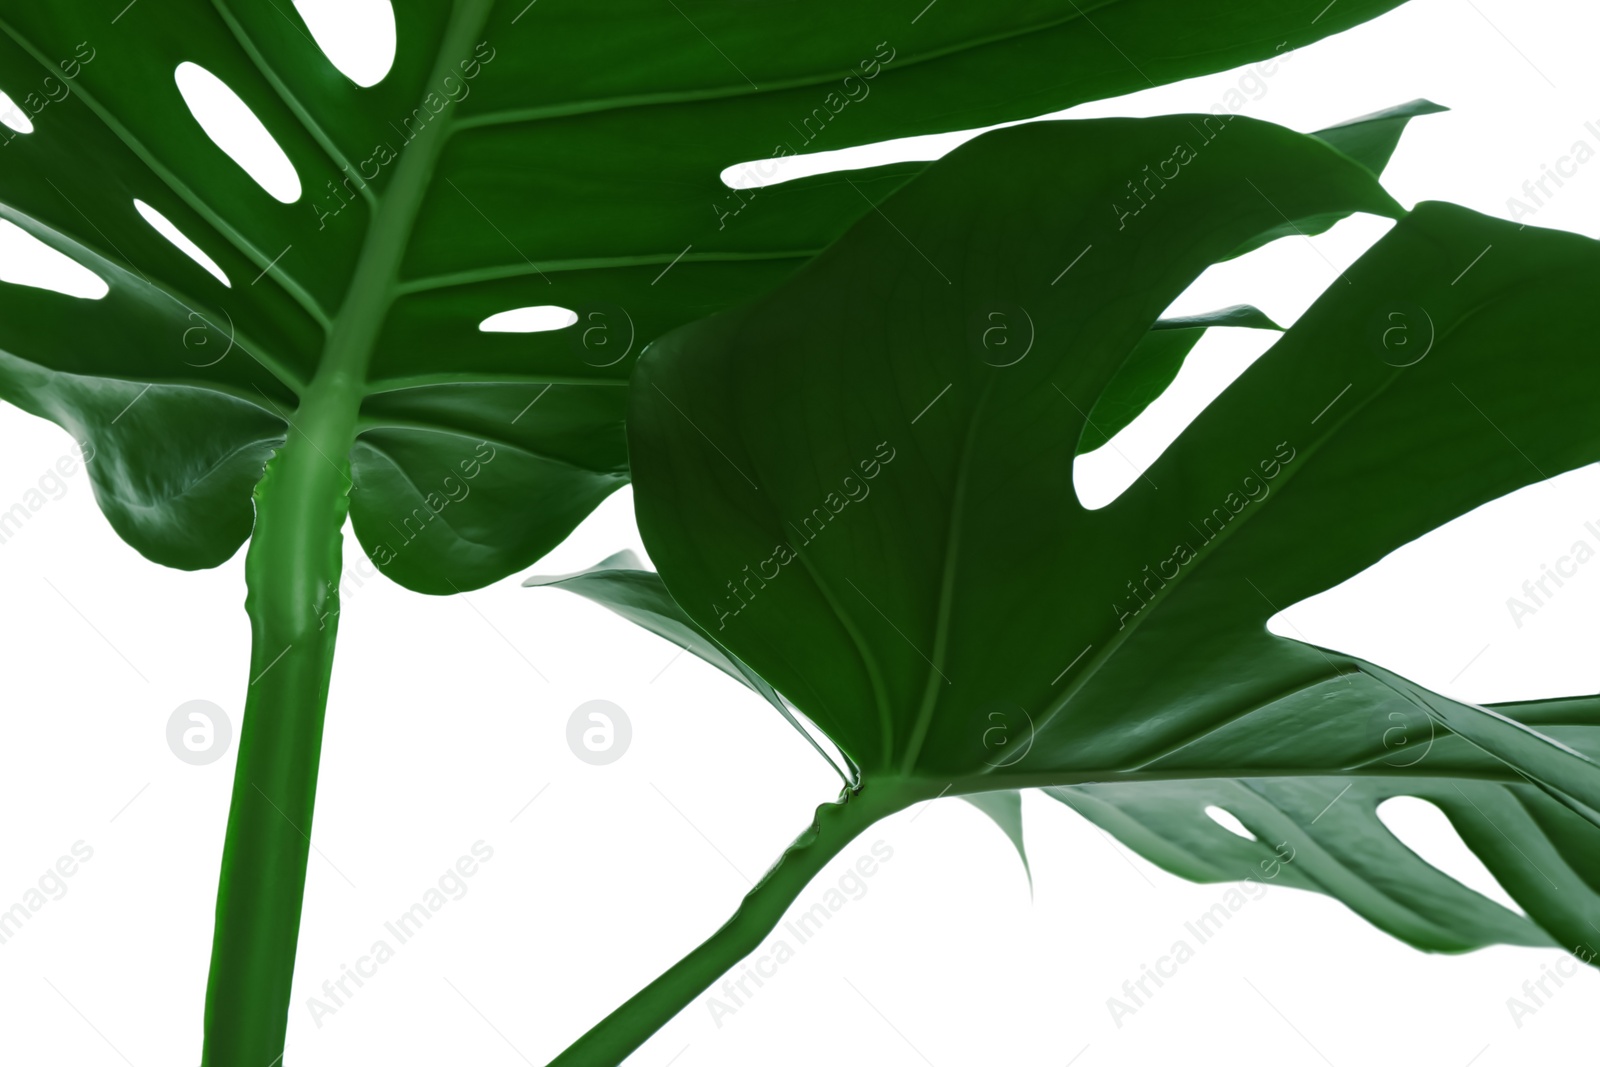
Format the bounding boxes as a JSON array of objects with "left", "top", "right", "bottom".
[
  {"left": 0, "top": 90, "right": 33, "bottom": 134},
  {"left": 479, "top": 305, "right": 579, "bottom": 333},
  {"left": 133, "top": 199, "right": 230, "bottom": 287},
  {"left": 1376, "top": 796, "right": 1524, "bottom": 914},
  {"left": 0, "top": 220, "right": 107, "bottom": 299},
  {"left": 719, "top": 118, "right": 1008, "bottom": 191},
  {"left": 174, "top": 62, "right": 302, "bottom": 203},
  {"left": 291, "top": 0, "right": 396, "bottom": 87},
  {"left": 1203, "top": 804, "right": 1256, "bottom": 840}
]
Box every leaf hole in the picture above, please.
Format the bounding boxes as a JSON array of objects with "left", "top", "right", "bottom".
[
  {"left": 133, "top": 200, "right": 229, "bottom": 287},
  {"left": 479, "top": 306, "right": 579, "bottom": 333},
  {"left": 0, "top": 89, "right": 33, "bottom": 134},
  {"left": 291, "top": 0, "right": 396, "bottom": 87},
  {"left": 1204, "top": 804, "right": 1256, "bottom": 841},
  {"left": 0, "top": 219, "right": 107, "bottom": 299},
  {"left": 1073, "top": 307, "right": 1283, "bottom": 510},
  {"left": 174, "top": 62, "right": 302, "bottom": 203},
  {"left": 1375, "top": 795, "right": 1524, "bottom": 914}
]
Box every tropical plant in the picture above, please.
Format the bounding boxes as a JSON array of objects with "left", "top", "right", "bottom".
[
  {"left": 533, "top": 114, "right": 1600, "bottom": 1064},
  {"left": 5, "top": 0, "right": 1583, "bottom": 1063}
]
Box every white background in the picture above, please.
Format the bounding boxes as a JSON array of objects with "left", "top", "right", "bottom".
[{"left": 2, "top": 1, "right": 1599, "bottom": 1064}]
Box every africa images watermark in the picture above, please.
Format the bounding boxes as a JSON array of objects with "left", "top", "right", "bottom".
[
  {"left": 313, "top": 40, "right": 498, "bottom": 230},
  {"left": 1503, "top": 517, "right": 1600, "bottom": 629},
  {"left": 1504, "top": 120, "right": 1600, "bottom": 223},
  {"left": 1505, "top": 943, "right": 1598, "bottom": 1028},
  {"left": 316, "top": 439, "right": 499, "bottom": 628},
  {"left": 710, "top": 441, "right": 897, "bottom": 631},
  {"left": 715, "top": 41, "right": 898, "bottom": 231},
  {"left": 0, "top": 40, "right": 97, "bottom": 145},
  {"left": 1113, "top": 441, "right": 1298, "bottom": 629},
  {"left": 702, "top": 839, "right": 895, "bottom": 1028},
  {"left": 0, "top": 841, "right": 95, "bottom": 948},
  {"left": 1106, "top": 839, "right": 1297, "bottom": 1027},
  {"left": 1113, "top": 42, "right": 1295, "bottom": 231},
  {"left": 305, "top": 840, "right": 495, "bottom": 1028},
  {"left": 0, "top": 439, "right": 96, "bottom": 548}
]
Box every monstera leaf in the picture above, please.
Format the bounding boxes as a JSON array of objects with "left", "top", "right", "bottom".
[
  {"left": 0, "top": 0, "right": 1410, "bottom": 587},
  {"left": 1053, "top": 670, "right": 1600, "bottom": 961},
  {"left": 1226, "top": 97, "right": 1448, "bottom": 258},
  {"left": 1075, "top": 98, "right": 1444, "bottom": 452},
  {"left": 629, "top": 112, "right": 1414, "bottom": 776},
  {"left": 1, "top": 5, "right": 1439, "bottom": 1062},
  {"left": 529, "top": 551, "right": 1039, "bottom": 873},
  {"left": 1078, "top": 303, "right": 1280, "bottom": 452},
  {"left": 526, "top": 549, "right": 857, "bottom": 784},
  {"left": 539, "top": 113, "right": 1600, "bottom": 1065}
]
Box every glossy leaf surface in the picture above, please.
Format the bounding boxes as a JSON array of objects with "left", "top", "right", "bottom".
[
  {"left": 621, "top": 111, "right": 1600, "bottom": 959},
  {"left": 0, "top": 0, "right": 1411, "bottom": 586}
]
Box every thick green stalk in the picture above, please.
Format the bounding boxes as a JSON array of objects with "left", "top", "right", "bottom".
[
  {"left": 200, "top": 376, "right": 361, "bottom": 1062},
  {"left": 200, "top": 3, "right": 494, "bottom": 1061},
  {"left": 545, "top": 780, "right": 926, "bottom": 1067}
]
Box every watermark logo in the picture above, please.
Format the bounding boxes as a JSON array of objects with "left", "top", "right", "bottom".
[
  {"left": 181, "top": 308, "right": 236, "bottom": 368},
  {"left": 568, "top": 302, "right": 634, "bottom": 367},
  {"left": 978, "top": 701, "right": 1035, "bottom": 768},
  {"left": 567, "top": 700, "right": 631, "bottom": 765},
  {"left": 968, "top": 304, "right": 1034, "bottom": 367},
  {"left": 1373, "top": 703, "right": 1434, "bottom": 768},
  {"left": 166, "top": 700, "right": 232, "bottom": 766},
  {"left": 1368, "top": 302, "right": 1433, "bottom": 367}
]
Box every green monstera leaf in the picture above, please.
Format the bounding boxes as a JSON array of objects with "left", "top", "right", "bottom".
[
  {"left": 0, "top": 4, "right": 1434, "bottom": 1061},
  {"left": 530, "top": 551, "right": 1043, "bottom": 874},
  {"left": 540, "top": 112, "right": 1600, "bottom": 1064},
  {"left": 526, "top": 548, "right": 858, "bottom": 784},
  {"left": 1077, "top": 303, "right": 1281, "bottom": 453},
  {"left": 0, "top": 0, "right": 1412, "bottom": 588},
  {"left": 1053, "top": 672, "right": 1600, "bottom": 962},
  {"left": 629, "top": 113, "right": 1410, "bottom": 776}
]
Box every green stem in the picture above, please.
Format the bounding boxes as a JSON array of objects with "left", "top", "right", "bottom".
[
  {"left": 200, "top": 374, "right": 361, "bottom": 1064},
  {"left": 199, "top": 4, "right": 494, "bottom": 1061},
  {"left": 544, "top": 780, "right": 925, "bottom": 1067}
]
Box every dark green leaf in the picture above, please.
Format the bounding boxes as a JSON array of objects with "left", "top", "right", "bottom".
[
  {"left": 629, "top": 113, "right": 1401, "bottom": 770},
  {"left": 526, "top": 550, "right": 853, "bottom": 783},
  {"left": 1050, "top": 664, "right": 1600, "bottom": 958},
  {"left": 1315, "top": 97, "right": 1449, "bottom": 173},
  {"left": 623, "top": 107, "right": 1600, "bottom": 961},
  {"left": 1078, "top": 304, "right": 1280, "bottom": 453},
  {"left": 1224, "top": 98, "right": 1445, "bottom": 260},
  {"left": 0, "top": 0, "right": 1413, "bottom": 580},
  {"left": 1076, "top": 99, "right": 1445, "bottom": 455}
]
